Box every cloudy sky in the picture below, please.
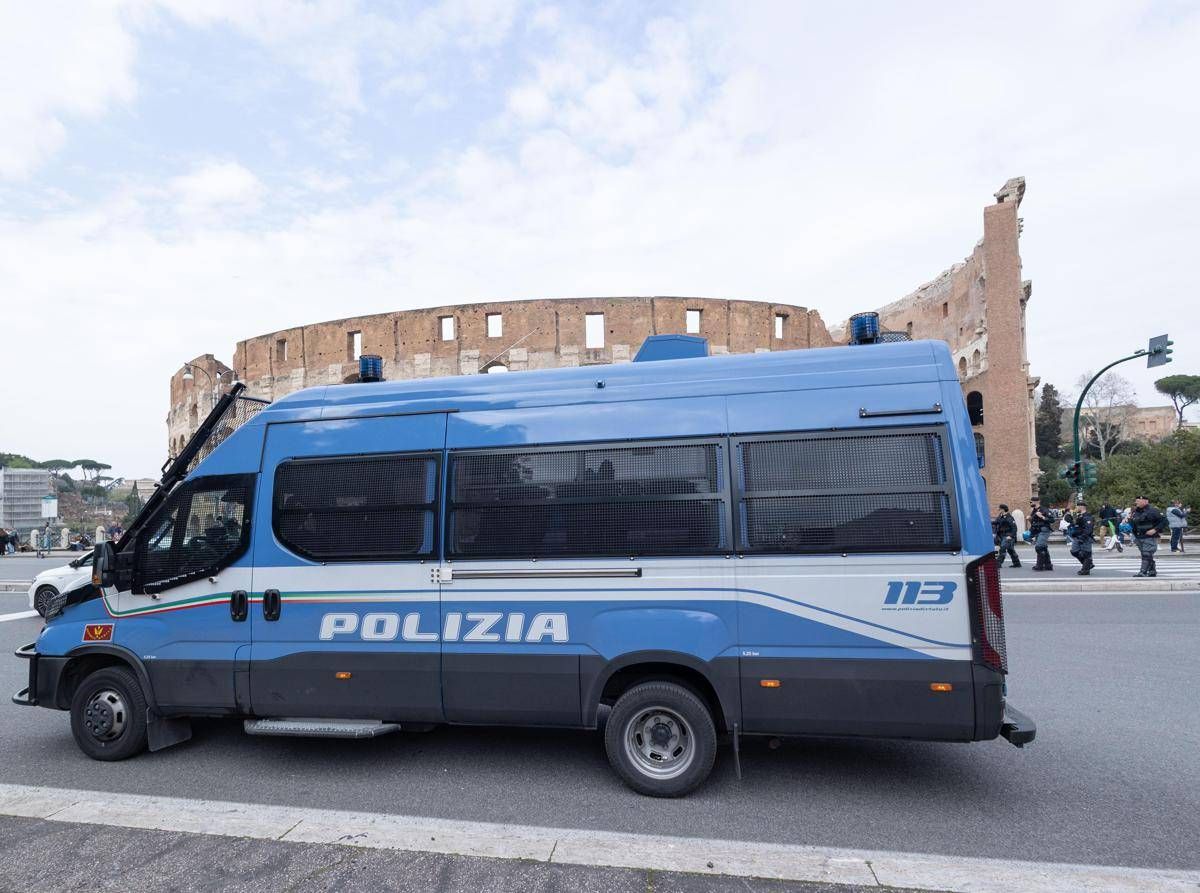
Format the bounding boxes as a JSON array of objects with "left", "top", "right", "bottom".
[{"left": 2, "top": 0, "right": 1197, "bottom": 478}]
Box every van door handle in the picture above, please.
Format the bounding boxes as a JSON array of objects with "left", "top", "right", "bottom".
[
  {"left": 230, "top": 590, "right": 248, "bottom": 622},
  {"left": 262, "top": 589, "right": 281, "bottom": 622}
]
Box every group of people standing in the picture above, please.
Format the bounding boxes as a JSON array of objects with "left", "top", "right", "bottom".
[
  {"left": 0, "top": 528, "right": 19, "bottom": 554},
  {"left": 994, "top": 497, "right": 1186, "bottom": 577}
]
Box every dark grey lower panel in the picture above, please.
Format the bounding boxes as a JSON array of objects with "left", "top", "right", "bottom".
[
  {"left": 148, "top": 660, "right": 238, "bottom": 713},
  {"left": 442, "top": 653, "right": 580, "bottom": 726},
  {"left": 250, "top": 652, "right": 443, "bottom": 722},
  {"left": 739, "top": 657, "right": 978, "bottom": 741}
]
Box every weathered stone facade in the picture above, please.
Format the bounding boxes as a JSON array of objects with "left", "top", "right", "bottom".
[
  {"left": 167, "top": 179, "right": 1038, "bottom": 517},
  {"left": 168, "top": 297, "right": 833, "bottom": 452},
  {"left": 855, "top": 176, "right": 1039, "bottom": 515}
]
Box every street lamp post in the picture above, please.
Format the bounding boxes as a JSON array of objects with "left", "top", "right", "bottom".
[{"left": 1066, "top": 334, "right": 1173, "bottom": 497}]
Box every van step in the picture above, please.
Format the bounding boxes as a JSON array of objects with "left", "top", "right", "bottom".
[{"left": 244, "top": 718, "right": 400, "bottom": 739}]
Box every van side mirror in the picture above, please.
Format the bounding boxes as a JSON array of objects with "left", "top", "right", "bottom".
[{"left": 92, "top": 542, "right": 115, "bottom": 588}]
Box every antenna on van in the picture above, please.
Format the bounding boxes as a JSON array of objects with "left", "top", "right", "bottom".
[{"left": 477, "top": 330, "right": 535, "bottom": 373}]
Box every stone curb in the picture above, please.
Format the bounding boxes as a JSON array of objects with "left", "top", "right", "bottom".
[{"left": 1004, "top": 580, "right": 1198, "bottom": 593}]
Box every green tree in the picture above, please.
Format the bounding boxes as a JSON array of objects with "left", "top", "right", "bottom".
[
  {"left": 1035, "top": 383, "right": 1064, "bottom": 459},
  {"left": 1036, "top": 454, "right": 1072, "bottom": 504},
  {"left": 1155, "top": 374, "right": 1200, "bottom": 430},
  {"left": 75, "top": 459, "right": 113, "bottom": 482},
  {"left": 1088, "top": 429, "right": 1200, "bottom": 510}
]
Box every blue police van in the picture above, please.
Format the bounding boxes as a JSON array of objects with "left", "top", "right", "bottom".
[{"left": 14, "top": 333, "right": 1035, "bottom": 797}]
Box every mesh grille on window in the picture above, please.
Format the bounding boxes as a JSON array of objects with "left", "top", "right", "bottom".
[
  {"left": 742, "top": 493, "right": 953, "bottom": 552},
  {"left": 739, "top": 433, "right": 945, "bottom": 492},
  {"left": 449, "top": 442, "right": 726, "bottom": 557},
  {"left": 186, "top": 396, "right": 269, "bottom": 475},
  {"left": 274, "top": 455, "right": 437, "bottom": 560},
  {"left": 736, "top": 430, "right": 956, "bottom": 553},
  {"left": 139, "top": 477, "right": 252, "bottom": 591}
]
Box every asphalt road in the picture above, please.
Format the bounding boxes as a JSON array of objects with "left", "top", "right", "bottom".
[{"left": 0, "top": 588, "right": 1196, "bottom": 872}]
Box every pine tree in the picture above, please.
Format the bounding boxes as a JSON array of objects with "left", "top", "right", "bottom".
[{"left": 1035, "top": 383, "right": 1064, "bottom": 460}]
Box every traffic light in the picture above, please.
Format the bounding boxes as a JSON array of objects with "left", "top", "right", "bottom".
[
  {"left": 1082, "top": 462, "right": 1098, "bottom": 488},
  {"left": 1147, "top": 334, "right": 1173, "bottom": 368},
  {"left": 1061, "top": 462, "right": 1081, "bottom": 486}
]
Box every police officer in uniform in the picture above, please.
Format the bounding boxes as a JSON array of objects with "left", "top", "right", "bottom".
[
  {"left": 1129, "top": 495, "right": 1165, "bottom": 577},
  {"left": 993, "top": 504, "right": 1020, "bottom": 567},
  {"left": 1069, "top": 501, "right": 1095, "bottom": 575},
  {"left": 1028, "top": 497, "right": 1053, "bottom": 571}
]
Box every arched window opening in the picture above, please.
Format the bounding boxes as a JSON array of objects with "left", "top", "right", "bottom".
[
  {"left": 485, "top": 363, "right": 509, "bottom": 374},
  {"left": 958, "top": 357, "right": 968, "bottom": 379},
  {"left": 972, "top": 348, "right": 982, "bottom": 373},
  {"left": 967, "top": 391, "right": 984, "bottom": 427}
]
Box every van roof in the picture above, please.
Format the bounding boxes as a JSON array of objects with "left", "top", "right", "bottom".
[{"left": 255, "top": 339, "right": 954, "bottom": 423}]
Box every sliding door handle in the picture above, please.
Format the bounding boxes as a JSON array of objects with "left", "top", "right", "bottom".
[
  {"left": 230, "top": 590, "right": 248, "bottom": 622},
  {"left": 262, "top": 589, "right": 281, "bottom": 621}
]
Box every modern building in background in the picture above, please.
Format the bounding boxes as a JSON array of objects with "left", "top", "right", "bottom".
[
  {"left": 0, "top": 467, "right": 52, "bottom": 532},
  {"left": 168, "top": 178, "right": 1038, "bottom": 514}
]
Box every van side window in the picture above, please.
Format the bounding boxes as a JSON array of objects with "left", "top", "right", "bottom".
[
  {"left": 733, "top": 428, "right": 958, "bottom": 553},
  {"left": 273, "top": 454, "right": 438, "bottom": 561},
  {"left": 448, "top": 440, "right": 728, "bottom": 558},
  {"left": 135, "top": 474, "right": 254, "bottom": 593}
]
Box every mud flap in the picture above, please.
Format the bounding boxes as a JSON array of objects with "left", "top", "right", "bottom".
[{"left": 147, "top": 712, "right": 193, "bottom": 752}]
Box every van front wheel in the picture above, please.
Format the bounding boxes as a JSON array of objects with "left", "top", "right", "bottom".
[
  {"left": 70, "top": 666, "right": 149, "bottom": 761},
  {"left": 604, "top": 681, "right": 716, "bottom": 797}
]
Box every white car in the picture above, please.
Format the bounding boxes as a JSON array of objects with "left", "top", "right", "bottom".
[{"left": 29, "top": 552, "right": 93, "bottom": 617}]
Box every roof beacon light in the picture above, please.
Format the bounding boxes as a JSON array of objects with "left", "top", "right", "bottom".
[
  {"left": 359, "top": 354, "right": 384, "bottom": 383},
  {"left": 849, "top": 312, "right": 880, "bottom": 345}
]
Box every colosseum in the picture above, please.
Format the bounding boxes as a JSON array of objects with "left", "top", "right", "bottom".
[{"left": 169, "top": 177, "right": 1038, "bottom": 514}]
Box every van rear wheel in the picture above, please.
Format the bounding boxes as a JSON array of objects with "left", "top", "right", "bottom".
[
  {"left": 70, "top": 666, "right": 149, "bottom": 761},
  {"left": 604, "top": 681, "right": 716, "bottom": 797}
]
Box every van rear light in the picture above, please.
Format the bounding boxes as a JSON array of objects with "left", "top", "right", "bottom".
[{"left": 967, "top": 554, "right": 1008, "bottom": 674}]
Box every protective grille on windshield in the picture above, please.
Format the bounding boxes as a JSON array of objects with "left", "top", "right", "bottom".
[
  {"left": 186, "top": 395, "right": 269, "bottom": 476},
  {"left": 273, "top": 454, "right": 439, "bottom": 560},
  {"left": 735, "top": 428, "right": 957, "bottom": 553},
  {"left": 448, "top": 441, "right": 727, "bottom": 557}
]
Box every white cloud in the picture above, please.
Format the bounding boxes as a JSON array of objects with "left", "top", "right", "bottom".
[
  {"left": 0, "top": 1, "right": 138, "bottom": 178},
  {"left": 170, "top": 161, "right": 264, "bottom": 217}
]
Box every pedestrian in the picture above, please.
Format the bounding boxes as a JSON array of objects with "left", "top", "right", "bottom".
[
  {"left": 1028, "top": 497, "right": 1054, "bottom": 571},
  {"left": 993, "top": 504, "right": 1021, "bottom": 567},
  {"left": 1167, "top": 501, "right": 1189, "bottom": 553},
  {"left": 1098, "top": 502, "right": 1123, "bottom": 552},
  {"left": 1069, "top": 501, "right": 1096, "bottom": 575},
  {"left": 1129, "top": 495, "right": 1166, "bottom": 578}
]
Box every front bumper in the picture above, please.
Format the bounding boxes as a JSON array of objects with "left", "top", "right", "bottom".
[
  {"left": 13, "top": 642, "right": 68, "bottom": 709},
  {"left": 1000, "top": 703, "right": 1037, "bottom": 747},
  {"left": 13, "top": 641, "right": 37, "bottom": 706}
]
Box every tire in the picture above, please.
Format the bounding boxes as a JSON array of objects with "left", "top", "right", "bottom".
[
  {"left": 69, "top": 666, "right": 149, "bottom": 761},
  {"left": 33, "top": 585, "right": 57, "bottom": 617},
  {"left": 604, "top": 681, "right": 717, "bottom": 797}
]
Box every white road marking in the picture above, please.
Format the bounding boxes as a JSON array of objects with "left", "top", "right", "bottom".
[
  {"left": 0, "top": 610, "right": 37, "bottom": 623},
  {"left": 0, "top": 783, "right": 1196, "bottom": 892}
]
